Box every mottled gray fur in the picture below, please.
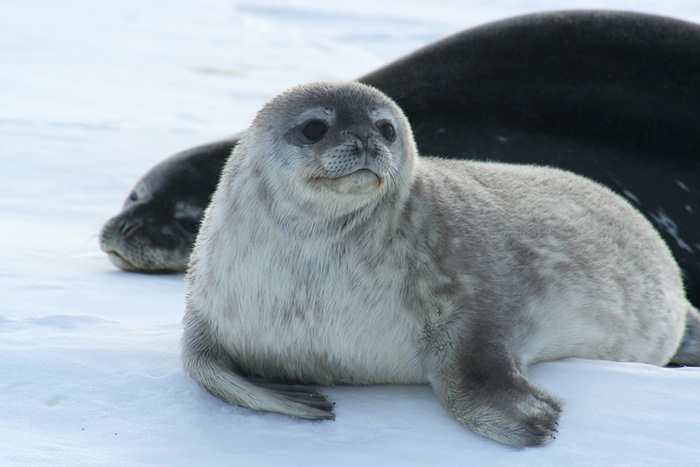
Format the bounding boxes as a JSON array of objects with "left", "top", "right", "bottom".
[{"left": 181, "top": 81, "right": 699, "bottom": 446}]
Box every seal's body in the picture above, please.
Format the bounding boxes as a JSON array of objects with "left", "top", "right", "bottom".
[{"left": 182, "top": 82, "right": 699, "bottom": 447}]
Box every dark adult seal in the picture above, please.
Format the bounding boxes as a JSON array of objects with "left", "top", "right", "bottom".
[
  {"left": 100, "top": 10, "right": 700, "bottom": 307},
  {"left": 181, "top": 81, "right": 700, "bottom": 446}
]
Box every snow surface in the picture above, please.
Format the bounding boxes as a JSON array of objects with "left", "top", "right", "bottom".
[{"left": 2, "top": 1, "right": 700, "bottom": 465}]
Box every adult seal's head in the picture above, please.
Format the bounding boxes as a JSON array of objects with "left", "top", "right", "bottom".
[{"left": 99, "top": 139, "right": 234, "bottom": 272}]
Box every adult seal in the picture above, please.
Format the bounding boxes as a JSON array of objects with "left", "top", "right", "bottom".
[
  {"left": 100, "top": 10, "right": 700, "bottom": 307},
  {"left": 181, "top": 81, "right": 700, "bottom": 447}
]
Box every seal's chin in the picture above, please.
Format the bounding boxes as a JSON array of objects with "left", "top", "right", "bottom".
[
  {"left": 104, "top": 250, "right": 138, "bottom": 272},
  {"left": 311, "top": 169, "right": 383, "bottom": 195},
  {"left": 104, "top": 250, "right": 184, "bottom": 274}
]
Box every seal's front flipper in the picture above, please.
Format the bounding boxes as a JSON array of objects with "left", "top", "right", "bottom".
[{"left": 431, "top": 352, "right": 562, "bottom": 446}]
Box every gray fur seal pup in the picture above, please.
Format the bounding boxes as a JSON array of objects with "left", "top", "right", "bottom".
[
  {"left": 181, "top": 81, "right": 700, "bottom": 447},
  {"left": 102, "top": 10, "right": 700, "bottom": 308}
]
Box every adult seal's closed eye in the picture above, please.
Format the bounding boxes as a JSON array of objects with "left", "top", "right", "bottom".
[{"left": 181, "top": 81, "right": 700, "bottom": 447}]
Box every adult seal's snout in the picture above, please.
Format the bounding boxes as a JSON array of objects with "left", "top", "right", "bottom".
[{"left": 99, "top": 207, "right": 189, "bottom": 273}]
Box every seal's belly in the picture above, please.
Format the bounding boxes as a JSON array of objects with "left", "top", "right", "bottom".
[{"left": 207, "top": 254, "right": 427, "bottom": 386}]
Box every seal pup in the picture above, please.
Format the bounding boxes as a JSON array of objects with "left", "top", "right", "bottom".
[
  {"left": 102, "top": 10, "right": 699, "bottom": 308},
  {"left": 181, "top": 81, "right": 700, "bottom": 447}
]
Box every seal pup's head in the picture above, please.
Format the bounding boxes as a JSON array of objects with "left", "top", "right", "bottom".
[{"left": 227, "top": 81, "right": 418, "bottom": 222}]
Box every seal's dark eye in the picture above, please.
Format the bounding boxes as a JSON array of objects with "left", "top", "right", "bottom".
[
  {"left": 177, "top": 217, "right": 200, "bottom": 236},
  {"left": 376, "top": 120, "right": 396, "bottom": 143},
  {"left": 174, "top": 201, "right": 204, "bottom": 237},
  {"left": 300, "top": 119, "right": 328, "bottom": 143}
]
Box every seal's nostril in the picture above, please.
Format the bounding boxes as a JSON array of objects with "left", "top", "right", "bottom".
[{"left": 119, "top": 219, "right": 143, "bottom": 239}]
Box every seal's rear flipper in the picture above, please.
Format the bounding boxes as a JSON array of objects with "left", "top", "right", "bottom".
[
  {"left": 185, "top": 357, "right": 336, "bottom": 420},
  {"left": 251, "top": 379, "right": 336, "bottom": 417},
  {"left": 181, "top": 311, "right": 335, "bottom": 420},
  {"left": 669, "top": 305, "right": 700, "bottom": 366}
]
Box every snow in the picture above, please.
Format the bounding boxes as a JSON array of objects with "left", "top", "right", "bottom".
[{"left": 2, "top": 1, "right": 700, "bottom": 465}]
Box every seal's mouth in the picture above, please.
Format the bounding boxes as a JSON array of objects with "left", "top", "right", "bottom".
[
  {"left": 310, "top": 169, "right": 383, "bottom": 195},
  {"left": 104, "top": 249, "right": 183, "bottom": 274},
  {"left": 99, "top": 233, "right": 133, "bottom": 270},
  {"left": 314, "top": 168, "right": 382, "bottom": 183},
  {"left": 343, "top": 168, "right": 381, "bottom": 179}
]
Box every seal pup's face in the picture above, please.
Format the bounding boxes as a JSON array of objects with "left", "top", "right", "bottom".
[{"left": 236, "top": 81, "right": 417, "bottom": 219}]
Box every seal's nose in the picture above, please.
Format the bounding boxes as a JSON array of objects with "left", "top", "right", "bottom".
[{"left": 339, "top": 131, "right": 366, "bottom": 161}]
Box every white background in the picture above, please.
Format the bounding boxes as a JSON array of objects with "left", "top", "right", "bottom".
[{"left": 2, "top": 1, "right": 700, "bottom": 465}]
